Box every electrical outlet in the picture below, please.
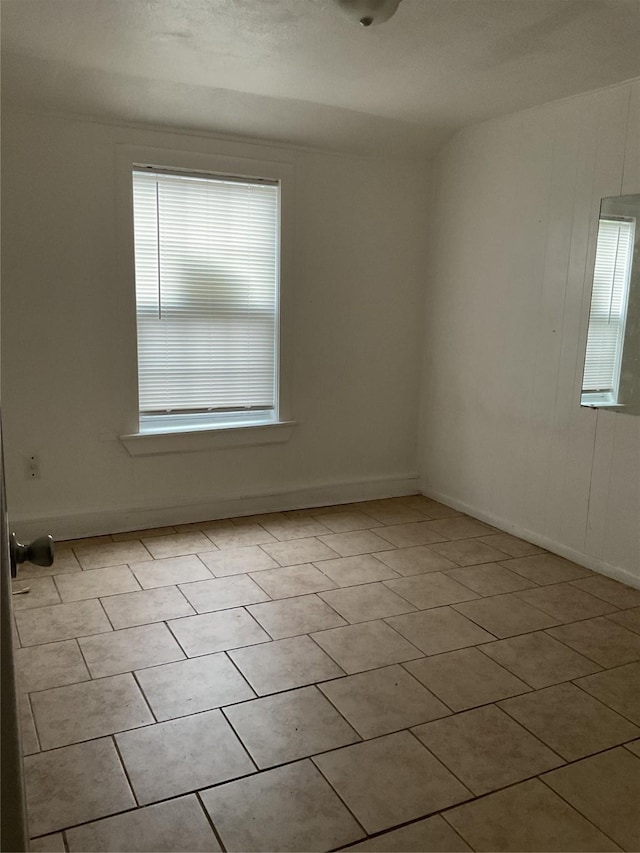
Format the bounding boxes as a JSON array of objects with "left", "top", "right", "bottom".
[{"left": 24, "top": 454, "right": 40, "bottom": 480}]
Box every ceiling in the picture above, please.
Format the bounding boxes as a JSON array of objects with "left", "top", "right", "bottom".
[{"left": 2, "top": 0, "right": 639, "bottom": 157}]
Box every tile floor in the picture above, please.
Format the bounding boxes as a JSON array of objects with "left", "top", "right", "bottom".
[{"left": 11, "top": 495, "right": 640, "bottom": 852}]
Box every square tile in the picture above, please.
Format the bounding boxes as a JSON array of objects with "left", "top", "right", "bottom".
[
  {"left": 205, "top": 524, "right": 278, "bottom": 549},
  {"left": 431, "top": 539, "right": 510, "bottom": 566},
  {"left": 423, "top": 517, "right": 494, "bottom": 540},
  {"left": 317, "top": 530, "right": 395, "bottom": 557},
  {"left": 444, "top": 778, "right": 619, "bottom": 852},
  {"left": 16, "top": 639, "right": 90, "bottom": 693},
  {"left": 375, "top": 522, "right": 450, "bottom": 548},
  {"left": 224, "top": 685, "right": 359, "bottom": 768},
  {"left": 515, "top": 583, "right": 618, "bottom": 622},
  {"left": 54, "top": 565, "right": 140, "bottom": 602},
  {"left": 142, "top": 531, "right": 213, "bottom": 558},
  {"left": 260, "top": 517, "right": 333, "bottom": 541},
  {"left": 16, "top": 600, "right": 112, "bottom": 646},
  {"left": 200, "top": 759, "right": 363, "bottom": 852},
  {"left": 73, "top": 540, "right": 150, "bottom": 570},
  {"left": 445, "top": 563, "right": 537, "bottom": 596},
  {"left": 319, "top": 664, "right": 449, "bottom": 738},
  {"left": 609, "top": 606, "right": 640, "bottom": 634},
  {"left": 384, "top": 572, "right": 479, "bottom": 609},
  {"left": 344, "top": 814, "right": 471, "bottom": 852},
  {"left": 135, "top": 653, "right": 255, "bottom": 720},
  {"left": 262, "top": 537, "right": 339, "bottom": 567},
  {"left": 311, "top": 620, "right": 423, "bottom": 673},
  {"left": 66, "top": 795, "right": 221, "bottom": 852},
  {"left": 453, "top": 593, "right": 560, "bottom": 638},
  {"left": 178, "top": 575, "right": 270, "bottom": 613},
  {"left": 29, "top": 834, "right": 66, "bottom": 852},
  {"left": 25, "top": 738, "right": 135, "bottom": 837},
  {"left": 375, "top": 546, "right": 457, "bottom": 576},
  {"left": 314, "top": 554, "right": 399, "bottom": 587},
  {"left": 319, "top": 583, "right": 416, "bottom": 623},
  {"left": 387, "top": 608, "right": 494, "bottom": 655},
  {"left": 477, "top": 533, "right": 543, "bottom": 558},
  {"left": 199, "top": 545, "right": 280, "bottom": 577},
  {"left": 19, "top": 694, "right": 40, "bottom": 755},
  {"left": 11, "top": 577, "right": 61, "bottom": 611},
  {"left": 405, "top": 647, "right": 530, "bottom": 711},
  {"left": 481, "top": 632, "right": 602, "bottom": 688},
  {"left": 315, "top": 511, "right": 384, "bottom": 533},
  {"left": 168, "top": 608, "right": 271, "bottom": 656},
  {"left": 501, "top": 554, "right": 591, "bottom": 585},
  {"left": 79, "top": 622, "right": 185, "bottom": 677},
  {"left": 247, "top": 594, "right": 346, "bottom": 639},
  {"left": 499, "top": 682, "right": 640, "bottom": 760},
  {"left": 546, "top": 617, "right": 640, "bottom": 667},
  {"left": 229, "top": 635, "right": 344, "bottom": 695},
  {"left": 250, "top": 563, "right": 337, "bottom": 598},
  {"left": 575, "top": 661, "right": 640, "bottom": 724},
  {"left": 100, "top": 585, "right": 195, "bottom": 629},
  {"left": 543, "top": 747, "right": 640, "bottom": 851},
  {"left": 30, "top": 673, "right": 154, "bottom": 750},
  {"left": 412, "top": 704, "right": 562, "bottom": 795},
  {"left": 626, "top": 740, "right": 640, "bottom": 758},
  {"left": 570, "top": 575, "right": 640, "bottom": 609},
  {"left": 116, "top": 709, "right": 255, "bottom": 804},
  {"left": 313, "top": 730, "right": 470, "bottom": 834},
  {"left": 130, "top": 555, "right": 213, "bottom": 588}
]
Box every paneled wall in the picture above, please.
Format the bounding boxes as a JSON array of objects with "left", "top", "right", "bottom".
[{"left": 419, "top": 80, "right": 640, "bottom": 584}]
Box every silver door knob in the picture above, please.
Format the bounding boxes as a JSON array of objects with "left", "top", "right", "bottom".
[{"left": 9, "top": 533, "right": 54, "bottom": 578}]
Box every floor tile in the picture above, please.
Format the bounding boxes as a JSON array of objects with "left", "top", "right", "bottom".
[
  {"left": 570, "top": 575, "right": 640, "bottom": 609},
  {"left": 262, "top": 537, "right": 339, "bottom": 567},
  {"left": 19, "top": 694, "right": 40, "bottom": 755},
  {"left": 319, "top": 664, "right": 449, "bottom": 738},
  {"left": 626, "top": 739, "right": 640, "bottom": 758},
  {"left": 11, "top": 577, "right": 61, "bottom": 611},
  {"left": 384, "top": 572, "right": 479, "bottom": 609},
  {"left": 314, "top": 554, "right": 400, "bottom": 587},
  {"left": 546, "top": 617, "right": 640, "bottom": 667},
  {"left": 224, "top": 685, "right": 360, "bottom": 768},
  {"left": 168, "top": 608, "right": 271, "bottom": 656},
  {"left": 62, "top": 535, "right": 114, "bottom": 547},
  {"left": 453, "top": 593, "right": 560, "bottom": 638},
  {"left": 499, "top": 682, "right": 640, "bottom": 761},
  {"left": 16, "top": 639, "right": 90, "bottom": 693},
  {"left": 200, "top": 759, "right": 364, "bottom": 852},
  {"left": 247, "top": 594, "right": 346, "bottom": 639},
  {"left": 260, "top": 517, "right": 333, "bottom": 541},
  {"left": 54, "top": 565, "right": 141, "bottom": 602},
  {"left": 135, "top": 653, "right": 255, "bottom": 720},
  {"left": 311, "top": 620, "right": 423, "bottom": 673},
  {"left": 29, "top": 833, "right": 65, "bottom": 852},
  {"left": 422, "top": 517, "right": 494, "bottom": 540},
  {"left": 66, "top": 795, "right": 221, "bottom": 852},
  {"left": 477, "top": 533, "right": 543, "bottom": 558},
  {"left": 387, "top": 607, "right": 495, "bottom": 655},
  {"left": 543, "top": 747, "right": 640, "bottom": 851},
  {"left": 608, "top": 606, "right": 640, "bottom": 634},
  {"left": 405, "top": 647, "right": 530, "bottom": 711},
  {"left": 111, "top": 525, "right": 176, "bottom": 541},
  {"left": 313, "top": 730, "right": 470, "bottom": 835},
  {"left": 515, "top": 582, "right": 619, "bottom": 622},
  {"left": 19, "top": 547, "right": 81, "bottom": 579},
  {"left": 30, "top": 673, "right": 154, "bottom": 750},
  {"left": 413, "top": 704, "right": 563, "bottom": 795},
  {"left": 116, "top": 709, "right": 255, "bottom": 805},
  {"left": 445, "top": 563, "right": 537, "bottom": 596},
  {"left": 205, "top": 524, "right": 278, "bottom": 550},
  {"left": 396, "top": 496, "right": 462, "bottom": 519},
  {"left": 79, "top": 622, "right": 185, "bottom": 677},
  {"left": 73, "top": 540, "right": 150, "bottom": 570},
  {"left": 343, "top": 814, "right": 471, "bottom": 852},
  {"left": 314, "top": 510, "right": 384, "bottom": 533},
  {"left": 100, "top": 585, "right": 195, "bottom": 629},
  {"left": 130, "top": 555, "right": 213, "bottom": 588},
  {"left": 317, "top": 530, "right": 396, "bottom": 557},
  {"left": 15, "top": 600, "right": 112, "bottom": 646},
  {"left": 374, "top": 545, "right": 457, "bottom": 576},
  {"left": 198, "top": 545, "right": 279, "bottom": 577},
  {"left": 375, "top": 521, "right": 450, "bottom": 548},
  {"left": 481, "top": 632, "right": 602, "bottom": 688},
  {"left": 250, "top": 563, "right": 337, "bottom": 598},
  {"left": 178, "top": 575, "right": 270, "bottom": 613},
  {"left": 501, "top": 554, "right": 591, "bottom": 585},
  {"left": 229, "top": 635, "right": 344, "bottom": 695},
  {"left": 356, "top": 500, "right": 428, "bottom": 525},
  {"left": 575, "top": 661, "right": 640, "bottom": 724},
  {"left": 142, "top": 531, "right": 213, "bottom": 558},
  {"left": 319, "top": 582, "right": 416, "bottom": 623},
  {"left": 24, "top": 738, "right": 135, "bottom": 837},
  {"left": 430, "top": 539, "right": 509, "bottom": 566},
  {"left": 444, "top": 778, "right": 619, "bottom": 852}
]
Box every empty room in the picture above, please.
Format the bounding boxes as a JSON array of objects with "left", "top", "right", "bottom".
[{"left": 1, "top": 0, "right": 639, "bottom": 851}]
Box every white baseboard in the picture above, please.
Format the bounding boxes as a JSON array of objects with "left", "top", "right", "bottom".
[
  {"left": 10, "top": 474, "right": 420, "bottom": 541},
  {"left": 420, "top": 482, "right": 640, "bottom": 590}
]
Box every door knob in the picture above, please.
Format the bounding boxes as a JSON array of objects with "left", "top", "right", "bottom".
[{"left": 9, "top": 533, "right": 54, "bottom": 578}]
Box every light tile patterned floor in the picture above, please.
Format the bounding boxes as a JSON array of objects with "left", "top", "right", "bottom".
[{"left": 12, "top": 496, "right": 640, "bottom": 852}]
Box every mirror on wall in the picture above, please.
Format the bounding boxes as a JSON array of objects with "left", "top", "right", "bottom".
[{"left": 581, "top": 193, "right": 640, "bottom": 415}]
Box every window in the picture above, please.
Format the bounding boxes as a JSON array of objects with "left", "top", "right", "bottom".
[
  {"left": 132, "top": 166, "right": 280, "bottom": 434},
  {"left": 581, "top": 216, "right": 634, "bottom": 406}
]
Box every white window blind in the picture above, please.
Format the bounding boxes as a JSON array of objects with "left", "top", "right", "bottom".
[
  {"left": 132, "top": 168, "right": 279, "bottom": 430},
  {"left": 582, "top": 217, "right": 634, "bottom": 394}
]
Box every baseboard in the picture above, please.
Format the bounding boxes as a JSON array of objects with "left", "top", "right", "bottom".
[
  {"left": 10, "top": 473, "right": 420, "bottom": 541},
  {"left": 420, "top": 482, "right": 640, "bottom": 591}
]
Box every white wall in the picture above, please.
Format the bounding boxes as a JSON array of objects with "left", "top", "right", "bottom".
[
  {"left": 419, "top": 80, "right": 640, "bottom": 585},
  {"left": 2, "top": 113, "right": 429, "bottom": 537}
]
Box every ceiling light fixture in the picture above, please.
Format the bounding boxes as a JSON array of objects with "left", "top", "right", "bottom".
[{"left": 335, "top": 0, "right": 403, "bottom": 27}]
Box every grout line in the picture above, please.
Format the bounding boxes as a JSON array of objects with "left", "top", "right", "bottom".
[
  {"left": 130, "top": 669, "right": 158, "bottom": 724},
  {"left": 110, "top": 733, "right": 140, "bottom": 807},
  {"left": 195, "top": 790, "right": 228, "bottom": 852}
]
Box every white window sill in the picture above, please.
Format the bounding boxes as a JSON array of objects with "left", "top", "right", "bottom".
[
  {"left": 581, "top": 392, "right": 624, "bottom": 408},
  {"left": 120, "top": 420, "right": 296, "bottom": 456}
]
